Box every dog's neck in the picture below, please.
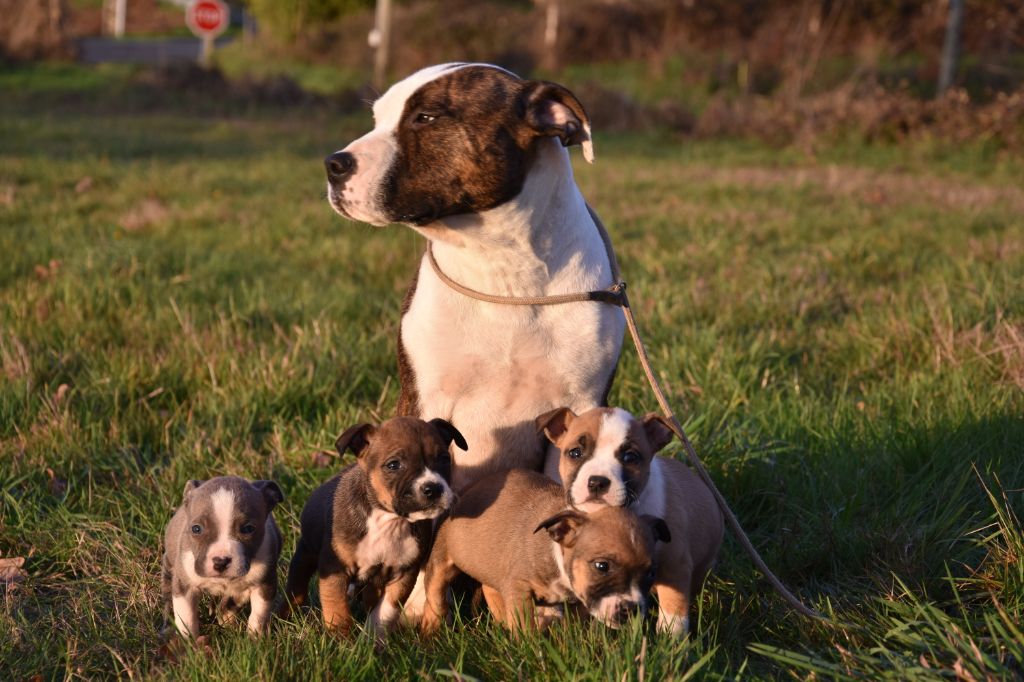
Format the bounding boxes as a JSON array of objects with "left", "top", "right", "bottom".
[{"left": 412, "top": 141, "right": 610, "bottom": 296}]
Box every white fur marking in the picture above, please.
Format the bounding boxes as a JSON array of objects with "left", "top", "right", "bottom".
[
  {"left": 570, "top": 409, "right": 631, "bottom": 508},
  {"left": 353, "top": 509, "right": 420, "bottom": 580},
  {"left": 172, "top": 592, "right": 199, "bottom": 638}
]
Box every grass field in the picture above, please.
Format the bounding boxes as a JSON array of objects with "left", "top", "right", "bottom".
[{"left": 1, "top": 64, "right": 1023, "bottom": 680}]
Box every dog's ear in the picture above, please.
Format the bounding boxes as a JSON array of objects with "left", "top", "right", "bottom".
[
  {"left": 521, "top": 81, "right": 594, "bottom": 163},
  {"left": 252, "top": 480, "right": 284, "bottom": 510},
  {"left": 335, "top": 423, "right": 376, "bottom": 458},
  {"left": 534, "top": 509, "right": 587, "bottom": 547},
  {"left": 640, "top": 515, "right": 672, "bottom": 544},
  {"left": 641, "top": 413, "right": 675, "bottom": 453},
  {"left": 535, "top": 407, "right": 577, "bottom": 444},
  {"left": 428, "top": 418, "right": 468, "bottom": 451},
  {"left": 182, "top": 480, "right": 204, "bottom": 504}
]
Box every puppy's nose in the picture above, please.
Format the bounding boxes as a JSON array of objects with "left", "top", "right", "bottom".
[
  {"left": 615, "top": 601, "right": 641, "bottom": 622},
  {"left": 421, "top": 482, "right": 443, "bottom": 501},
  {"left": 211, "top": 556, "right": 232, "bottom": 573},
  {"left": 324, "top": 151, "right": 355, "bottom": 181},
  {"left": 588, "top": 475, "right": 611, "bottom": 493}
]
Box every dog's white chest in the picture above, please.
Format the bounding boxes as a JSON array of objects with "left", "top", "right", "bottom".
[{"left": 352, "top": 508, "right": 420, "bottom": 580}]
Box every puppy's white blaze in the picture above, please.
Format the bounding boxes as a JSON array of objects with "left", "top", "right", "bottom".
[
  {"left": 569, "top": 408, "right": 632, "bottom": 508},
  {"left": 206, "top": 487, "right": 246, "bottom": 576},
  {"left": 172, "top": 593, "right": 198, "bottom": 638}
]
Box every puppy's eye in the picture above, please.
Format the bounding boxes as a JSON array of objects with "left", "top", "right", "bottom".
[
  {"left": 240, "top": 523, "right": 256, "bottom": 535},
  {"left": 414, "top": 112, "right": 438, "bottom": 124},
  {"left": 593, "top": 560, "right": 610, "bottom": 574},
  {"left": 620, "top": 450, "right": 641, "bottom": 464},
  {"left": 567, "top": 447, "right": 583, "bottom": 460},
  {"left": 190, "top": 524, "right": 202, "bottom": 535},
  {"left": 385, "top": 459, "right": 403, "bottom": 471}
]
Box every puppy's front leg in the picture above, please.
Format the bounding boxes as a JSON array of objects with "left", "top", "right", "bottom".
[
  {"left": 248, "top": 582, "right": 276, "bottom": 636},
  {"left": 370, "top": 570, "right": 417, "bottom": 637},
  {"left": 654, "top": 578, "right": 691, "bottom": 637},
  {"left": 171, "top": 586, "right": 200, "bottom": 639},
  {"left": 319, "top": 572, "right": 353, "bottom": 635}
]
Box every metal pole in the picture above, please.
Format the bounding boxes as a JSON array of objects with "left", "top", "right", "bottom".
[
  {"left": 373, "top": 0, "right": 393, "bottom": 90},
  {"left": 937, "top": 0, "right": 964, "bottom": 95},
  {"left": 114, "top": 0, "right": 126, "bottom": 38}
]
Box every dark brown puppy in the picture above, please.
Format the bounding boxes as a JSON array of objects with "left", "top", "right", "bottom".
[
  {"left": 284, "top": 417, "right": 466, "bottom": 637},
  {"left": 421, "top": 469, "right": 669, "bottom": 635},
  {"left": 539, "top": 406, "right": 724, "bottom": 636}
]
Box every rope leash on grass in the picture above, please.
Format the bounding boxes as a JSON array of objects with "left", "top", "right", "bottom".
[{"left": 425, "top": 203, "right": 830, "bottom": 624}]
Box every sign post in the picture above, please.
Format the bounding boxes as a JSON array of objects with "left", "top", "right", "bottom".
[{"left": 185, "top": 0, "right": 229, "bottom": 68}]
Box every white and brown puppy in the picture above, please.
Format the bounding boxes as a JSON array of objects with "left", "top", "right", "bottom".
[
  {"left": 162, "top": 476, "right": 284, "bottom": 638},
  {"left": 325, "top": 63, "right": 624, "bottom": 491},
  {"left": 539, "top": 407, "right": 724, "bottom": 636},
  {"left": 421, "top": 468, "right": 669, "bottom": 635},
  {"left": 284, "top": 417, "right": 465, "bottom": 637}
]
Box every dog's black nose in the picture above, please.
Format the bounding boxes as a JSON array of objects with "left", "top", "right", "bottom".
[
  {"left": 615, "top": 601, "right": 641, "bottom": 623},
  {"left": 588, "top": 475, "right": 611, "bottom": 493},
  {"left": 211, "top": 556, "right": 232, "bottom": 573},
  {"left": 421, "top": 482, "right": 443, "bottom": 500},
  {"left": 325, "top": 151, "right": 355, "bottom": 181}
]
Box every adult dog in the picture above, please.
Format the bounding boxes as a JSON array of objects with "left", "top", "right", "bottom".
[{"left": 325, "top": 63, "right": 624, "bottom": 491}]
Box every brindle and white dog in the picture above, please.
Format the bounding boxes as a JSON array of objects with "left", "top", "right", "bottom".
[{"left": 325, "top": 63, "right": 624, "bottom": 492}]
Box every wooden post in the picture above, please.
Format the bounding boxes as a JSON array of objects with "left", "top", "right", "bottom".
[
  {"left": 543, "top": 0, "right": 560, "bottom": 72},
  {"left": 373, "top": 0, "right": 393, "bottom": 90},
  {"left": 937, "top": 0, "right": 964, "bottom": 96}
]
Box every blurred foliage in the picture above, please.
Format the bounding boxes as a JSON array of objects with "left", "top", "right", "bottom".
[{"left": 245, "top": 0, "right": 374, "bottom": 42}]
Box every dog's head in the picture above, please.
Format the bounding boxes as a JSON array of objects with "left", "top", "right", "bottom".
[
  {"left": 326, "top": 62, "right": 593, "bottom": 226},
  {"left": 537, "top": 407, "right": 674, "bottom": 512},
  {"left": 336, "top": 416, "right": 466, "bottom": 520},
  {"left": 178, "top": 476, "right": 283, "bottom": 579},
  {"left": 535, "top": 507, "right": 669, "bottom": 628}
]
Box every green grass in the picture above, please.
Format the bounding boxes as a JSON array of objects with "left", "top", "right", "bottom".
[{"left": 1, "top": 64, "right": 1022, "bottom": 680}]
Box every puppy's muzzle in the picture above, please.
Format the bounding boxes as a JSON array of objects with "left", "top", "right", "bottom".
[
  {"left": 421, "top": 481, "right": 444, "bottom": 501},
  {"left": 325, "top": 151, "right": 356, "bottom": 184}
]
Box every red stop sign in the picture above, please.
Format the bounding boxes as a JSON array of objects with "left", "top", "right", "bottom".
[{"left": 186, "top": 0, "right": 229, "bottom": 38}]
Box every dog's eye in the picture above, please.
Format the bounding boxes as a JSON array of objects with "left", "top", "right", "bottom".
[
  {"left": 240, "top": 523, "right": 256, "bottom": 535},
  {"left": 190, "top": 524, "right": 202, "bottom": 535},
  {"left": 620, "top": 450, "right": 641, "bottom": 464},
  {"left": 414, "top": 112, "right": 438, "bottom": 124},
  {"left": 567, "top": 447, "right": 583, "bottom": 460},
  {"left": 385, "top": 459, "right": 403, "bottom": 471},
  {"left": 593, "top": 560, "right": 610, "bottom": 574}
]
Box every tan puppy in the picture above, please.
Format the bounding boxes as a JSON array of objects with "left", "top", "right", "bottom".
[
  {"left": 539, "top": 406, "right": 723, "bottom": 636},
  {"left": 284, "top": 417, "right": 466, "bottom": 637},
  {"left": 420, "top": 469, "right": 669, "bottom": 635}
]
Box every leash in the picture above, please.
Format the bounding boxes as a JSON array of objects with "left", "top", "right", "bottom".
[{"left": 425, "top": 204, "right": 829, "bottom": 623}]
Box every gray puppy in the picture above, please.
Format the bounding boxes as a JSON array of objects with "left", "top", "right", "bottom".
[{"left": 162, "top": 476, "right": 284, "bottom": 638}]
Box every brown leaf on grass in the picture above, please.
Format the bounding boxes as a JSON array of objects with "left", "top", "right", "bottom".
[
  {"left": 120, "top": 198, "right": 169, "bottom": 232},
  {"left": 311, "top": 450, "right": 336, "bottom": 468},
  {"left": 33, "top": 259, "right": 61, "bottom": 280},
  {"left": 54, "top": 383, "right": 70, "bottom": 404},
  {"left": 74, "top": 176, "right": 93, "bottom": 193},
  {"left": 47, "top": 468, "right": 67, "bottom": 497},
  {"left": 0, "top": 555, "right": 28, "bottom": 590},
  {"left": 0, "top": 185, "right": 14, "bottom": 207}
]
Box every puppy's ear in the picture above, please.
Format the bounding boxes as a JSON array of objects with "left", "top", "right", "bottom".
[
  {"left": 535, "top": 407, "right": 577, "bottom": 444},
  {"left": 335, "top": 423, "right": 375, "bottom": 458},
  {"left": 641, "top": 515, "right": 672, "bottom": 544},
  {"left": 521, "top": 81, "right": 594, "bottom": 163},
  {"left": 428, "top": 418, "right": 468, "bottom": 451},
  {"left": 182, "top": 480, "right": 203, "bottom": 503},
  {"left": 641, "top": 413, "right": 675, "bottom": 453},
  {"left": 534, "top": 509, "right": 587, "bottom": 547},
  {"left": 252, "top": 480, "right": 284, "bottom": 510}
]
